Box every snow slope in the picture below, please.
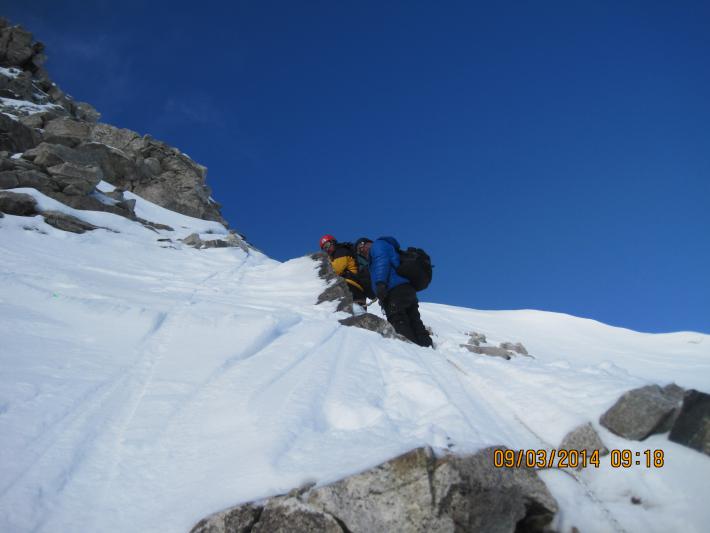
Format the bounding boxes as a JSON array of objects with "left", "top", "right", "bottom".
[{"left": 1, "top": 187, "right": 709, "bottom": 533}]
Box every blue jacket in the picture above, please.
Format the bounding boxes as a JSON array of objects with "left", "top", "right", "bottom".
[{"left": 369, "top": 237, "right": 409, "bottom": 291}]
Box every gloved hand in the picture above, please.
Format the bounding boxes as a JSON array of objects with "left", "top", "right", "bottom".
[{"left": 375, "top": 282, "right": 388, "bottom": 303}]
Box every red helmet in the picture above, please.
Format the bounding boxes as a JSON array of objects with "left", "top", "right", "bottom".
[{"left": 319, "top": 234, "right": 336, "bottom": 250}]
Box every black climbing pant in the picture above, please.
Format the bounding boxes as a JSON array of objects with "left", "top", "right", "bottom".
[{"left": 383, "top": 283, "right": 433, "bottom": 347}]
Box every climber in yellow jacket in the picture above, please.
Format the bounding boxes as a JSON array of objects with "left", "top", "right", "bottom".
[{"left": 319, "top": 234, "right": 367, "bottom": 308}]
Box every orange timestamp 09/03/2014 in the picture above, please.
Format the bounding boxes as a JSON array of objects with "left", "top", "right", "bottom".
[{"left": 493, "top": 448, "right": 665, "bottom": 469}]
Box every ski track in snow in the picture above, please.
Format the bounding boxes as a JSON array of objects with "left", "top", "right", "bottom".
[{"left": 1, "top": 200, "right": 709, "bottom": 532}]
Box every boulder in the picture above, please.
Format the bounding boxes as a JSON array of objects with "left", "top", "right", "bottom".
[
  {"left": 255, "top": 499, "right": 344, "bottom": 533},
  {"left": 0, "top": 24, "right": 34, "bottom": 66},
  {"left": 466, "top": 331, "right": 487, "bottom": 346},
  {"left": 180, "top": 232, "right": 248, "bottom": 251},
  {"left": 74, "top": 101, "right": 100, "bottom": 123},
  {"left": 0, "top": 113, "right": 41, "bottom": 152},
  {"left": 0, "top": 170, "right": 18, "bottom": 189},
  {"left": 43, "top": 117, "right": 91, "bottom": 146},
  {"left": 668, "top": 390, "right": 710, "bottom": 456},
  {"left": 190, "top": 503, "right": 263, "bottom": 533},
  {"left": 46, "top": 162, "right": 102, "bottom": 195},
  {"left": 40, "top": 192, "right": 135, "bottom": 219},
  {"left": 192, "top": 446, "right": 558, "bottom": 533},
  {"left": 89, "top": 123, "right": 148, "bottom": 154},
  {"left": 500, "top": 341, "right": 529, "bottom": 356},
  {"left": 462, "top": 345, "right": 513, "bottom": 360},
  {"left": 460, "top": 332, "right": 531, "bottom": 359},
  {"left": 657, "top": 383, "right": 686, "bottom": 432},
  {"left": 41, "top": 210, "right": 98, "bottom": 233},
  {"left": 0, "top": 169, "right": 50, "bottom": 190},
  {"left": 26, "top": 142, "right": 91, "bottom": 168},
  {"left": 0, "top": 190, "right": 37, "bottom": 215},
  {"left": 16, "top": 169, "right": 52, "bottom": 189},
  {"left": 599, "top": 384, "right": 683, "bottom": 440},
  {"left": 559, "top": 422, "right": 609, "bottom": 468},
  {"left": 339, "top": 313, "right": 405, "bottom": 341},
  {"left": 19, "top": 113, "right": 47, "bottom": 129},
  {"left": 74, "top": 142, "right": 140, "bottom": 183}
]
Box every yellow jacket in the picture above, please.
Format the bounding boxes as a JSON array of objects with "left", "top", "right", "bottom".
[{"left": 330, "top": 246, "right": 364, "bottom": 292}]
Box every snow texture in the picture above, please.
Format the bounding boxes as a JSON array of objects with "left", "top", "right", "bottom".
[
  {"left": 1, "top": 188, "right": 709, "bottom": 533},
  {"left": 0, "top": 96, "right": 62, "bottom": 116}
]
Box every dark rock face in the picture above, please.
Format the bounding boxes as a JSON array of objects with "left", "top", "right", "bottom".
[
  {"left": 191, "top": 446, "right": 558, "bottom": 533},
  {"left": 0, "top": 190, "right": 38, "bottom": 215},
  {"left": 668, "top": 390, "right": 710, "bottom": 456},
  {"left": 599, "top": 384, "right": 684, "bottom": 440},
  {"left": 312, "top": 252, "right": 353, "bottom": 314}
]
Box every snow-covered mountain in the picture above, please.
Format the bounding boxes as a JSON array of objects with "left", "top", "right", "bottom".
[
  {"left": 2, "top": 185, "right": 709, "bottom": 533},
  {"left": 2, "top": 16, "right": 709, "bottom": 533}
]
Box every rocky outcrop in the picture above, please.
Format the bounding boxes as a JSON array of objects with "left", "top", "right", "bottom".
[
  {"left": 191, "top": 446, "right": 558, "bottom": 533},
  {"left": 0, "top": 18, "right": 228, "bottom": 227},
  {"left": 668, "top": 390, "right": 710, "bottom": 456},
  {"left": 312, "top": 252, "right": 353, "bottom": 314},
  {"left": 599, "top": 384, "right": 685, "bottom": 440},
  {"left": 0, "top": 190, "right": 110, "bottom": 234},
  {"left": 460, "top": 331, "right": 531, "bottom": 360},
  {"left": 181, "top": 232, "right": 249, "bottom": 251}
]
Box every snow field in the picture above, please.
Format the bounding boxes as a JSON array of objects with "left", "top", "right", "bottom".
[{"left": 1, "top": 187, "right": 709, "bottom": 532}]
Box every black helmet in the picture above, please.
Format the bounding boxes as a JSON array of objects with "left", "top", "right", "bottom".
[{"left": 354, "top": 237, "right": 372, "bottom": 253}]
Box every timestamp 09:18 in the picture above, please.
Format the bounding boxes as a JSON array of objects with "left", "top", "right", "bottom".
[{"left": 493, "top": 448, "right": 665, "bottom": 469}]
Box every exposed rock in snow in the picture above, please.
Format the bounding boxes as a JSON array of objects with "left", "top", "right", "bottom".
[
  {"left": 459, "top": 331, "right": 531, "bottom": 359},
  {"left": 669, "top": 390, "right": 710, "bottom": 456},
  {"left": 192, "top": 446, "right": 558, "bottom": 533},
  {"left": 41, "top": 209, "right": 99, "bottom": 233},
  {"left": 0, "top": 189, "right": 37, "bottom": 215},
  {"left": 313, "top": 252, "right": 354, "bottom": 314},
  {"left": 500, "top": 341, "right": 529, "bottom": 356},
  {"left": 559, "top": 422, "right": 610, "bottom": 465},
  {"left": 338, "top": 313, "right": 406, "bottom": 341},
  {"left": 599, "top": 384, "right": 684, "bottom": 440},
  {"left": 181, "top": 231, "right": 250, "bottom": 251}
]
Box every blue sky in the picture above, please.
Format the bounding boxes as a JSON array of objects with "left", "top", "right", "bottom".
[{"left": 7, "top": 1, "right": 709, "bottom": 333}]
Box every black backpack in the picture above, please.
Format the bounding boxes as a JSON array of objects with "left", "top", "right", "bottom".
[
  {"left": 334, "top": 242, "right": 375, "bottom": 298},
  {"left": 396, "top": 247, "right": 432, "bottom": 291}
]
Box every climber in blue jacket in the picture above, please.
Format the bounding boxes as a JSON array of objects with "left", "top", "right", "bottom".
[{"left": 361, "top": 236, "right": 433, "bottom": 347}]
